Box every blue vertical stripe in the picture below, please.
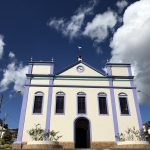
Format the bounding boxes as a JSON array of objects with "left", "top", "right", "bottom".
[
  {"left": 128, "top": 66, "right": 142, "bottom": 129},
  {"left": 16, "top": 64, "right": 32, "bottom": 143},
  {"left": 45, "top": 63, "right": 54, "bottom": 131},
  {"left": 107, "top": 66, "right": 119, "bottom": 142}
]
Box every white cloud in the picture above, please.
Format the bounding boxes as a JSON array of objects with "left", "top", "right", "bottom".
[
  {"left": 48, "top": 0, "right": 97, "bottom": 39},
  {"left": 0, "top": 35, "right": 5, "bottom": 59},
  {"left": 8, "top": 51, "right": 15, "bottom": 58},
  {"left": 110, "top": 0, "right": 150, "bottom": 103},
  {"left": 116, "top": 0, "right": 128, "bottom": 12},
  {"left": 0, "top": 56, "right": 28, "bottom": 92},
  {"left": 83, "top": 10, "right": 117, "bottom": 43}
]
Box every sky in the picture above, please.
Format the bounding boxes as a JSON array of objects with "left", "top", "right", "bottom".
[{"left": 0, "top": 0, "right": 150, "bottom": 129}]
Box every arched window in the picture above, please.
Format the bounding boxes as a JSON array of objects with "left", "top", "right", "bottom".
[
  {"left": 98, "top": 92, "right": 108, "bottom": 114},
  {"left": 55, "top": 92, "right": 65, "bottom": 114},
  {"left": 118, "top": 93, "right": 129, "bottom": 115},
  {"left": 33, "top": 92, "right": 44, "bottom": 114},
  {"left": 77, "top": 92, "right": 86, "bottom": 114}
]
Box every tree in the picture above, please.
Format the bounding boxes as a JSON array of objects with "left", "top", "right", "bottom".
[
  {"left": 0, "top": 118, "right": 8, "bottom": 129},
  {"left": 143, "top": 121, "right": 150, "bottom": 143},
  {"left": 2, "top": 130, "right": 12, "bottom": 143}
]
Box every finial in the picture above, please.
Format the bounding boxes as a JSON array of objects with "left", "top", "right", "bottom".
[
  {"left": 30, "top": 57, "right": 33, "bottom": 62},
  {"left": 51, "top": 57, "right": 54, "bottom": 62},
  {"left": 77, "top": 46, "right": 82, "bottom": 61}
]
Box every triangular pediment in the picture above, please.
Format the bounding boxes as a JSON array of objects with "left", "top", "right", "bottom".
[{"left": 56, "top": 61, "right": 105, "bottom": 77}]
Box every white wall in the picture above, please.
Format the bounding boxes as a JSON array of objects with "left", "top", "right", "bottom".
[
  {"left": 50, "top": 87, "right": 115, "bottom": 142},
  {"left": 22, "top": 62, "right": 140, "bottom": 143},
  {"left": 22, "top": 86, "right": 49, "bottom": 141}
]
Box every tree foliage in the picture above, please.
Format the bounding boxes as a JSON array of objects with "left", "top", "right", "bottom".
[
  {"left": 143, "top": 121, "right": 150, "bottom": 143},
  {"left": 2, "top": 130, "right": 12, "bottom": 143}
]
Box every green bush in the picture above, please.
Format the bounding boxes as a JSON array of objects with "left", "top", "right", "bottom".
[
  {"left": 3, "top": 144, "right": 12, "bottom": 149},
  {"left": 0, "top": 138, "right": 5, "bottom": 145},
  {"left": 2, "top": 130, "right": 12, "bottom": 143}
]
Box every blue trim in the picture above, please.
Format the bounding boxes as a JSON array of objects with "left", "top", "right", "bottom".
[
  {"left": 107, "top": 66, "right": 119, "bottom": 142},
  {"left": 25, "top": 84, "right": 136, "bottom": 89},
  {"left": 98, "top": 93, "right": 109, "bottom": 116},
  {"left": 32, "top": 92, "right": 44, "bottom": 115},
  {"left": 27, "top": 74, "right": 134, "bottom": 79},
  {"left": 106, "top": 63, "right": 131, "bottom": 67},
  {"left": 55, "top": 92, "right": 65, "bottom": 115},
  {"left": 128, "top": 66, "right": 142, "bottom": 129},
  {"left": 45, "top": 64, "right": 54, "bottom": 131},
  {"left": 118, "top": 94, "right": 131, "bottom": 116},
  {"left": 77, "top": 92, "right": 87, "bottom": 115},
  {"left": 16, "top": 64, "right": 32, "bottom": 143}
]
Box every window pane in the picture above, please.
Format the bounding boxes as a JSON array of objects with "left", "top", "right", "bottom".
[
  {"left": 78, "top": 96, "right": 86, "bottom": 114},
  {"left": 33, "top": 96, "right": 43, "bottom": 113},
  {"left": 56, "top": 96, "right": 64, "bottom": 113},
  {"left": 119, "top": 97, "right": 129, "bottom": 114},
  {"left": 99, "top": 97, "right": 108, "bottom": 114}
]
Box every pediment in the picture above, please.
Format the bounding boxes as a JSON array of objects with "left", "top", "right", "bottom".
[{"left": 57, "top": 61, "right": 105, "bottom": 77}]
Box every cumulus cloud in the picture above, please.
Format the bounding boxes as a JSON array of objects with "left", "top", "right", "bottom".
[
  {"left": 48, "top": 1, "right": 119, "bottom": 54},
  {"left": 116, "top": 0, "right": 128, "bottom": 12},
  {"left": 8, "top": 51, "right": 15, "bottom": 58},
  {"left": 0, "top": 54, "right": 28, "bottom": 92},
  {"left": 48, "top": 0, "right": 97, "bottom": 39},
  {"left": 0, "top": 35, "right": 5, "bottom": 59},
  {"left": 110, "top": 0, "right": 150, "bottom": 103},
  {"left": 83, "top": 10, "right": 117, "bottom": 43}
]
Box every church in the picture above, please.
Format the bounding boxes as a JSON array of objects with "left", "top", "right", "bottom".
[{"left": 14, "top": 56, "right": 142, "bottom": 149}]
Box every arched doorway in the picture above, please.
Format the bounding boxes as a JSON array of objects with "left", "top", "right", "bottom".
[{"left": 74, "top": 117, "right": 90, "bottom": 148}]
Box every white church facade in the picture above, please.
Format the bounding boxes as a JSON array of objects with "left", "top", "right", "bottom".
[{"left": 15, "top": 57, "right": 142, "bottom": 149}]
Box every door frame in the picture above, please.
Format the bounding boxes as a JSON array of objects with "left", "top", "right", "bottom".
[{"left": 74, "top": 117, "right": 91, "bottom": 148}]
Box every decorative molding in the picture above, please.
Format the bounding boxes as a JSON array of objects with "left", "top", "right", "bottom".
[
  {"left": 28, "top": 61, "right": 54, "bottom": 65},
  {"left": 26, "top": 74, "right": 134, "bottom": 79},
  {"left": 25, "top": 84, "right": 136, "bottom": 89},
  {"left": 106, "top": 63, "right": 131, "bottom": 67}
]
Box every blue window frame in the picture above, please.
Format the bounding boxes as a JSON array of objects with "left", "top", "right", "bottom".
[
  {"left": 118, "top": 93, "right": 129, "bottom": 115},
  {"left": 55, "top": 92, "right": 65, "bottom": 114},
  {"left": 77, "top": 92, "right": 86, "bottom": 114},
  {"left": 33, "top": 92, "right": 44, "bottom": 114},
  {"left": 98, "top": 92, "right": 108, "bottom": 114}
]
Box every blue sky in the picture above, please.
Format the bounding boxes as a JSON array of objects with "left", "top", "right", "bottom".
[{"left": 0, "top": 0, "right": 150, "bottom": 128}]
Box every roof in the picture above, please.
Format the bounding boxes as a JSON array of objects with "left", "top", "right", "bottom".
[{"left": 56, "top": 60, "right": 106, "bottom": 76}]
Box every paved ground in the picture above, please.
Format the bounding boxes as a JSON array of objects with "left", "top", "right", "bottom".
[{"left": 7, "top": 148, "right": 150, "bottom": 150}]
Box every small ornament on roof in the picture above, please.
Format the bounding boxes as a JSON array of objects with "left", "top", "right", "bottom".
[
  {"left": 51, "top": 57, "right": 54, "bottom": 62},
  {"left": 30, "top": 57, "right": 33, "bottom": 62},
  {"left": 77, "top": 46, "right": 83, "bottom": 61}
]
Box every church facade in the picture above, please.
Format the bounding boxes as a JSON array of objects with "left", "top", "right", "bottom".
[{"left": 15, "top": 57, "right": 142, "bottom": 148}]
